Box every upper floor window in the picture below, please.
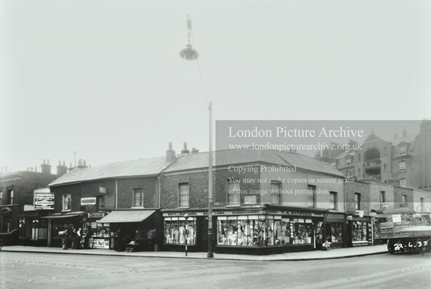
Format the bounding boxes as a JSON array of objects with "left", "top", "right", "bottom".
[
  {"left": 179, "top": 183, "right": 189, "bottom": 208},
  {"left": 354, "top": 193, "right": 361, "bottom": 210},
  {"left": 346, "top": 158, "right": 351, "bottom": 166},
  {"left": 380, "top": 191, "right": 386, "bottom": 206},
  {"left": 96, "top": 196, "right": 104, "bottom": 211},
  {"left": 399, "top": 146, "right": 407, "bottom": 155},
  {"left": 357, "top": 152, "right": 361, "bottom": 161},
  {"left": 329, "top": 192, "right": 337, "bottom": 210},
  {"left": 228, "top": 179, "right": 240, "bottom": 206},
  {"left": 398, "top": 161, "right": 406, "bottom": 172},
  {"left": 402, "top": 195, "right": 407, "bottom": 203},
  {"left": 7, "top": 188, "right": 13, "bottom": 204},
  {"left": 270, "top": 181, "right": 281, "bottom": 204},
  {"left": 358, "top": 168, "right": 361, "bottom": 177},
  {"left": 63, "top": 194, "right": 71, "bottom": 211},
  {"left": 307, "top": 185, "right": 316, "bottom": 208},
  {"left": 400, "top": 178, "right": 406, "bottom": 187},
  {"left": 133, "top": 188, "right": 144, "bottom": 207}
]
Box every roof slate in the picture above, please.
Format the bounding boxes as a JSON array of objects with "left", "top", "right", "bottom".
[
  {"left": 49, "top": 149, "right": 343, "bottom": 187},
  {"left": 49, "top": 156, "right": 170, "bottom": 186},
  {"left": 164, "top": 150, "right": 343, "bottom": 177}
]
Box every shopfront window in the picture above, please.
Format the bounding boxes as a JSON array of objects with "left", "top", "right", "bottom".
[
  {"left": 217, "top": 215, "right": 313, "bottom": 247},
  {"left": 329, "top": 223, "right": 343, "bottom": 243},
  {"left": 352, "top": 221, "right": 368, "bottom": 242},
  {"left": 90, "top": 223, "right": 111, "bottom": 249},
  {"left": 217, "top": 215, "right": 266, "bottom": 246},
  {"left": 164, "top": 217, "right": 196, "bottom": 245},
  {"left": 291, "top": 218, "right": 313, "bottom": 244}
]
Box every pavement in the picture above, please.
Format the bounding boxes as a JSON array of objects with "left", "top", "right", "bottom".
[{"left": 0, "top": 244, "right": 388, "bottom": 261}]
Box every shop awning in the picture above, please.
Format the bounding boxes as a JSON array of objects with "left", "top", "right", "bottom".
[{"left": 97, "top": 210, "right": 156, "bottom": 223}]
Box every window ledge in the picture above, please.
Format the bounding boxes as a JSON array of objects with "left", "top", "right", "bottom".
[
  {"left": 225, "top": 205, "right": 241, "bottom": 208},
  {"left": 61, "top": 210, "right": 71, "bottom": 213}
]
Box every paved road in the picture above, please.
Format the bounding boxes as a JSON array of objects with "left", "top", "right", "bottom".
[{"left": 1, "top": 252, "right": 430, "bottom": 289}]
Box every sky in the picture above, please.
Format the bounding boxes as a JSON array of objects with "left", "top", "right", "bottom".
[{"left": 1, "top": 0, "right": 430, "bottom": 173}]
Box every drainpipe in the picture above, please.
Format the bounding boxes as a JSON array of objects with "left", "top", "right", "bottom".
[
  {"left": 158, "top": 175, "right": 163, "bottom": 209},
  {"left": 115, "top": 179, "right": 118, "bottom": 209}
]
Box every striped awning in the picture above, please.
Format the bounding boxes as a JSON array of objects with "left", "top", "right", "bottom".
[{"left": 97, "top": 210, "right": 156, "bottom": 223}]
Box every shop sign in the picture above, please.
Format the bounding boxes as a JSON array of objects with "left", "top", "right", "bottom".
[
  {"left": 99, "top": 187, "right": 107, "bottom": 194},
  {"left": 34, "top": 191, "right": 54, "bottom": 210},
  {"left": 244, "top": 196, "right": 257, "bottom": 205},
  {"left": 356, "top": 210, "right": 364, "bottom": 218},
  {"left": 81, "top": 197, "right": 96, "bottom": 206},
  {"left": 89, "top": 212, "right": 106, "bottom": 219},
  {"left": 282, "top": 211, "right": 313, "bottom": 217},
  {"left": 325, "top": 213, "right": 345, "bottom": 222},
  {"left": 162, "top": 210, "right": 264, "bottom": 217},
  {"left": 392, "top": 214, "right": 402, "bottom": 223},
  {"left": 92, "top": 238, "right": 110, "bottom": 249},
  {"left": 267, "top": 210, "right": 283, "bottom": 215}
]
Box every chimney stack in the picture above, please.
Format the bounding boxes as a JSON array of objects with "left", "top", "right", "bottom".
[
  {"left": 181, "top": 142, "right": 190, "bottom": 154},
  {"left": 41, "top": 159, "right": 52, "bottom": 174},
  {"left": 402, "top": 127, "right": 407, "bottom": 137},
  {"left": 166, "top": 142, "right": 176, "bottom": 163},
  {"left": 57, "top": 160, "right": 68, "bottom": 177},
  {"left": 191, "top": 148, "right": 199, "bottom": 154},
  {"left": 77, "top": 159, "right": 88, "bottom": 169}
]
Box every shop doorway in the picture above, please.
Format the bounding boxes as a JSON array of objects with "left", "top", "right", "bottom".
[{"left": 198, "top": 219, "right": 208, "bottom": 252}]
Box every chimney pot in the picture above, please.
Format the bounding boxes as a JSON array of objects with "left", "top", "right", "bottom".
[
  {"left": 181, "top": 142, "right": 190, "bottom": 154},
  {"left": 166, "top": 142, "right": 176, "bottom": 163}
]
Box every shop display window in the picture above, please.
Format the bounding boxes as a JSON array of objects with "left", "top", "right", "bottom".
[
  {"left": 91, "top": 223, "right": 111, "bottom": 238},
  {"left": 315, "top": 221, "right": 324, "bottom": 245},
  {"left": 352, "top": 221, "right": 368, "bottom": 242},
  {"left": 281, "top": 218, "right": 291, "bottom": 245},
  {"left": 164, "top": 217, "right": 196, "bottom": 245},
  {"left": 217, "top": 215, "right": 313, "bottom": 247},
  {"left": 330, "top": 223, "right": 343, "bottom": 243},
  {"left": 217, "top": 215, "right": 266, "bottom": 247}
]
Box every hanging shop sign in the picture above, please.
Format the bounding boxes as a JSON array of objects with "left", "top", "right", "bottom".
[
  {"left": 34, "top": 191, "right": 54, "bottom": 210},
  {"left": 81, "top": 197, "right": 96, "bottom": 206},
  {"left": 99, "top": 187, "right": 107, "bottom": 194},
  {"left": 88, "top": 212, "right": 107, "bottom": 219}
]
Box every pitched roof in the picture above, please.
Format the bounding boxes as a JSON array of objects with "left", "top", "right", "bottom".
[
  {"left": 164, "top": 150, "right": 343, "bottom": 177},
  {"left": 49, "top": 156, "right": 170, "bottom": 186}
]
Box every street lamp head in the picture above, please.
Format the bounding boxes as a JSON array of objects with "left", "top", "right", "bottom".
[{"left": 179, "top": 44, "right": 199, "bottom": 61}]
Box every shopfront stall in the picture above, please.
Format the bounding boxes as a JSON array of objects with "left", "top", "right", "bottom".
[
  {"left": 162, "top": 205, "right": 346, "bottom": 255},
  {"left": 324, "top": 213, "right": 346, "bottom": 248},
  {"left": 347, "top": 214, "right": 372, "bottom": 247},
  {"left": 42, "top": 211, "right": 84, "bottom": 247},
  {"left": 97, "top": 209, "right": 160, "bottom": 252}
]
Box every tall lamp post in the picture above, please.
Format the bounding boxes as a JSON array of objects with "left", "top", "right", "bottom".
[{"left": 179, "top": 15, "right": 214, "bottom": 258}]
